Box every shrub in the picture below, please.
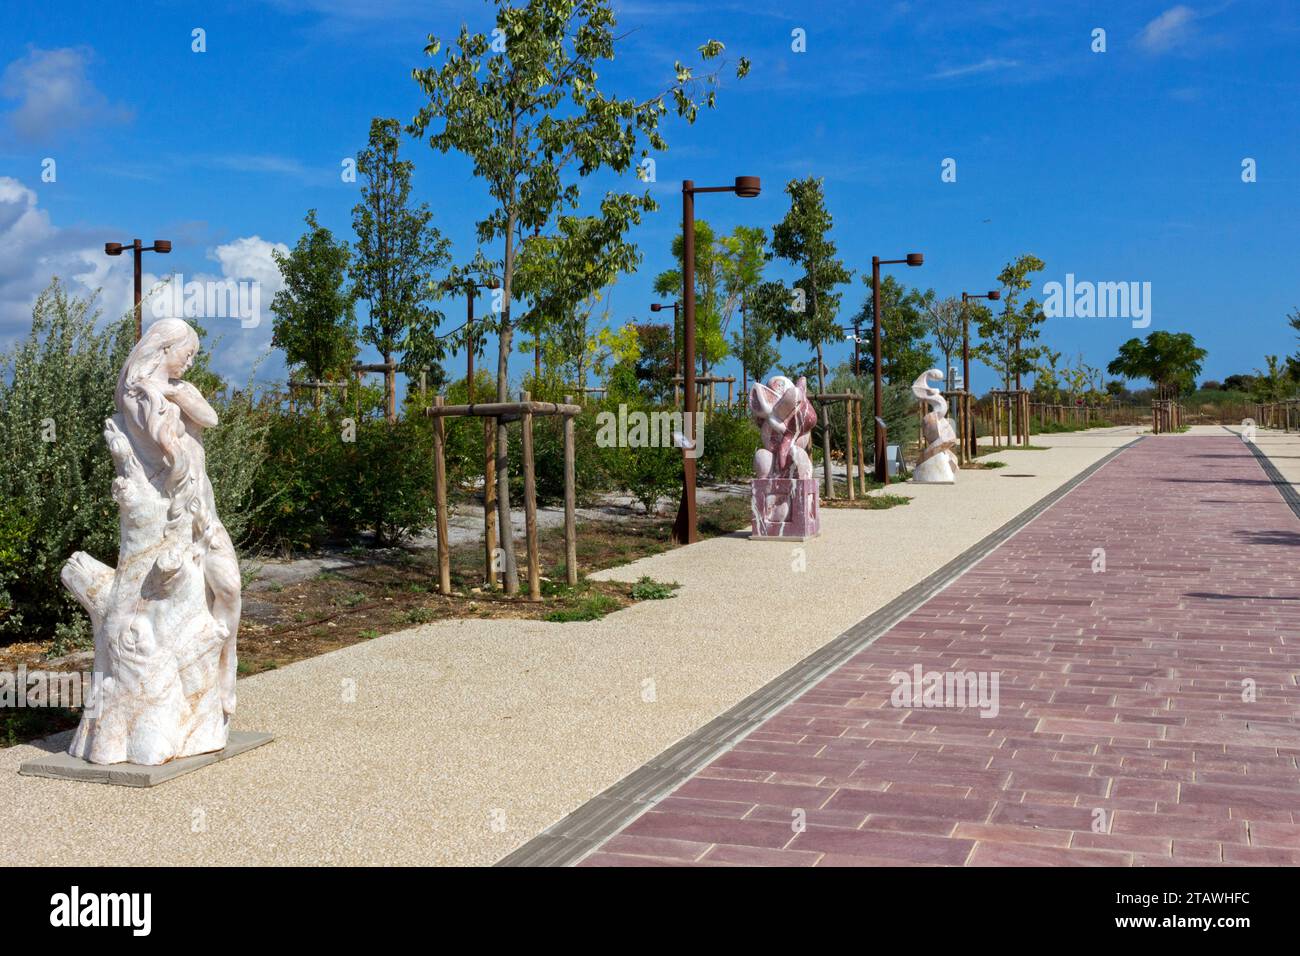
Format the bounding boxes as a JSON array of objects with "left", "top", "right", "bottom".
[
  {"left": 697, "top": 406, "right": 759, "bottom": 484},
  {"left": 506, "top": 408, "right": 607, "bottom": 507},
  {"left": 248, "top": 399, "right": 447, "bottom": 551},
  {"left": 0, "top": 281, "right": 266, "bottom": 644}
]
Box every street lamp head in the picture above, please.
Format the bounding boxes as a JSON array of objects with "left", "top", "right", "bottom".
[
  {"left": 650, "top": 303, "right": 665, "bottom": 312},
  {"left": 152, "top": 240, "right": 172, "bottom": 254},
  {"left": 988, "top": 290, "right": 1001, "bottom": 300},
  {"left": 104, "top": 242, "right": 123, "bottom": 256},
  {"left": 734, "top": 176, "right": 761, "bottom": 198},
  {"left": 905, "top": 253, "right": 924, "bottom": 267}
]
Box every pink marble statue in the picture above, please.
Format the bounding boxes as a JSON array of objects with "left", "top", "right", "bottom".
[{"left": 748, "top": 375, "right": 821, "bottom": 539}]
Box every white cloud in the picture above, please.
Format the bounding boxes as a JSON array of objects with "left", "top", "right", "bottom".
[
  {"left": 0, "top": 47, "right": 133, "bottom": 143},
  {"left": 930, "top": 57, "right": 1022, "bottom": 80},
  {"left": 0, "top": 176, "right": 288, "bottom": 384},
  {"left": 1138, "top": 6, "right": 1199, "bottom": 53}
]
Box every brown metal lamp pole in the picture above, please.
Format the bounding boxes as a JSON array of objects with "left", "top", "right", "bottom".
[
  {"left": 871, "top": 252, "right": 924, "bottom": 483},
  {"left": 105, "top": 239, "right": 172, "bottom": 342},
  {"left": 673, "top": 176, "right": 760, "bottom": 545},
  {"left": 960, "top": 289, "right": 1000, "bottom": 458}
]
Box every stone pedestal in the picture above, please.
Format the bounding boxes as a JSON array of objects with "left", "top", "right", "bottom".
[{"left": 751, "top": 477, "right": 821, "bottom": 541}]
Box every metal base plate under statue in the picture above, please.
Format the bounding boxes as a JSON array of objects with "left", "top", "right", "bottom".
[{"left": 750, "top": 477, "right": 821, "bottom": 541}]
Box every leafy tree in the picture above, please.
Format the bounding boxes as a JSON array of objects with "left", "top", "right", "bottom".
[
  {"left": 655, "top": 221, "right": 766, "bottom": 381},
  {"left": 1033, "top": 349, "right": 1064, "bottom": 403},
  {"left": 1252, "top": 355, "right": 1294, "bottom": 402},
  {"left": 924, "top": 293, "right": 964, "bottom": 387},
  {"left": 633, "top": 322, "right": 675, "bottom": 401},
  {"left": 977, "top": 254, "right": 1047, "bottom": 391},
  {"left": 855, "top": 275, "right": 936, "bottom": 386},
  {"left": 750, "top": 177, "right": 853, "bottom": 490},
  {"left": 730, "top": 307, "right": 780, "bottom": 393},
  {"left": 751, "top": 177, "right": 852, "bottom": 395},
  {"left": 1106, "top": 330, "right": 1207, "bottom": 397},
  {"left": 515, "top": 214, "right": 640, "bottom": 393},
  {"left": 271, "top": 209, "right": 357, "bottom": 407},
  {"left": 351, "top": 117, "right": 452, "bottom": 422},
  {"left": 654, "top": 219, "right": 725, "bottom": 374},
  {"left": 409, "top": 0, "right": 746, "bottom": 589}
]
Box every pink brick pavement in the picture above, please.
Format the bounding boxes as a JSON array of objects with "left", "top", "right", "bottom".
[{"left": 580, "top": 437, "right": 1300, "bottom": 866}]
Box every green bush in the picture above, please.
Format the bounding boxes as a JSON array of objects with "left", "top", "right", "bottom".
[
  {"left": 600, "top": 440, "right": 681, "bottom": 515},
  {"left": 506, "top": 409, "right": 607, "bottom": 507},
  {"left": 249, "top": 395, "right": 448, "bottom": 551},
  {"left": 0, "top": 281, "right": 267, "bottom": 644},
  {"left": 697, "top": 407, "right": 759, "bottom": 484}
]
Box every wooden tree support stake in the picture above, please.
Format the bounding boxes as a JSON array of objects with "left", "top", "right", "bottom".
[
  {"left": 520, "top": 390, "right": 541, "bottom": 602},
  {"left": 432, "top": 395, "right": 451, "bottom": 596}
]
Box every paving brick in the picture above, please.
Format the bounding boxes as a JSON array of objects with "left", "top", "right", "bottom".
[{"left": 578, "top": 438, "right": 1300, "bottom": 867}]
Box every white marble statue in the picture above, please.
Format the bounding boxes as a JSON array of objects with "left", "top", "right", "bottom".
[
  {"left": 62, "top": 319, "right": 240, "bottom": 765},
  {"left": 911, "top": 368, "right": 959, "bottom": 484}
]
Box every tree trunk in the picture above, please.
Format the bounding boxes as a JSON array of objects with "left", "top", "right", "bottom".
[
  {"left": 383, "top": 350, "right": 396, "bottom": 423},
  {"left": 495, "top": 213, "right": 519, "bottom": 594}
]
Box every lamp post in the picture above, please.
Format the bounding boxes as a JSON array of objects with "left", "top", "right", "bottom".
[
  {"left": 960, "top": 288, "right": 1000, "bottom": 458},
  {"left": 674, "top": 176, "right": 760, "bottom": 545},
  {"left": 105, "top": 239, "right": 172, "bottom": 342},
  {"left": 871, "top": 252, "right": 924, "bottom": 483}
]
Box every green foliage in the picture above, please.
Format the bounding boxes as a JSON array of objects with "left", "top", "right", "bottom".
[
  {"left": 1107, "top": 331, "right": 1207, "bottom": 396},
  {"left": 544, "top": 592, "right": 621, "bottom": 622},
  {"left": 977, "top": 254, "right": 1047, "bottom": 390},
  {"left": 351, "top": 117, "right": 452, "bottom": 380},
  {"left": 506, "top": 409, "right": 605, "bottom": 507},
  {"left": 249, "top": 399, "right": 445, "bottom": 551},
  {"left": 823, "top": 366, "right": 918, "bottom": 458},
  {"left": 590, "top": 399, "right": 683, "bottom": 514},
  {"left": 697, "top": 407, "right": 759, "bottom": 484},
  {"left": 0, "top": 282, "right": 129, "bottom": 639},
  {"left": 271, "top": 209, "right": 357, "bottom": 387},
  {"left": 752, "top": 177, "right": 853, "bottom": 398},
  {"left": 731, "top": 308, "right": 780, "bottom": 387},
  {"left": 630, "top": 577, "right": 679, "bottom": 600},
  {"left": 0, "top": 281, "right": 266, "bottom": 642},
  {"left": 1251, "top": 355, "right": 1296, "bottom": 402},
  {"left": 856, "top": 275, "right": 937, "bottom": 386}
]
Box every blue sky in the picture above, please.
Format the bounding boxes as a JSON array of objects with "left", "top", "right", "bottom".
[{"left": 1, "top": 0, "right": 1297, "bottom": 392}]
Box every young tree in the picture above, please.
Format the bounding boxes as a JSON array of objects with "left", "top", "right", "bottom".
[
  {"left": 976, "top": 254, "right": 1047, "bottom": 391},
  {"left": 730, "top": 308, "right": 780, "bottom": 393},
  {"left": 271, "top": 209, "right": 357, "bottom": 407},
  {"left": 1252, "top": 355, "right": 1293, "bottom": 402},
  {"left": 409, "top": 0, "right": 747, "bottom": 591},
  {"left": 633, "top": 322, "right": 675, "bottom": 401},
  {"left": 515, "top": 213, "right": 640, "bottom": 394},
  {"left": 750, "top": 176, "right": 853, "bottom": 493},
  {"left": 351, "top": 117, "right": 452, "bottom": 422},
  {"left": 923, "top": 293, "right": 963, "bottom": 387},
  {"left": 654, "top": 219, "right": 726, "bottom": 375},
  {"left": 855, "top": 275, "right": 936, "bottom": 386},
  {"left": 1106, "top": 330, "right": 1207, "bottom": 396}
]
